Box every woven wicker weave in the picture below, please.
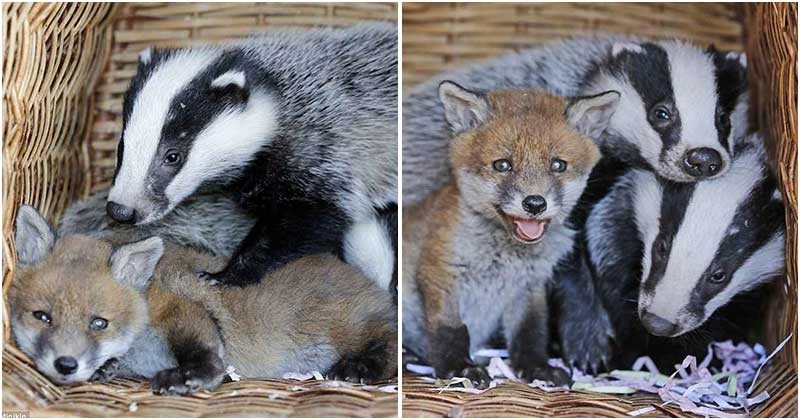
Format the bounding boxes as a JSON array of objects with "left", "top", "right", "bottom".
[
  {"left": 2, "top": 3, "right": 397, "bottom": 417},
  {"left": 401, "top": 2, "right": 797, "bottom": 418}
]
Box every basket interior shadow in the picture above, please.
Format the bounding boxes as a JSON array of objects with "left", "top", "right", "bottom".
[
  {"left": 401, "top": 2, "right": 796, "bottom": 417},
  {"left": 2, "top": 3, "right": 398, "bottom": 417}
]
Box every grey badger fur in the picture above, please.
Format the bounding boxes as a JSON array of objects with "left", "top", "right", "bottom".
[
  {"left": 402, "top": 35, "right": 749, "bottom": 205},
  {"left": 59, "top": 190, "right": 254, "bottom": 255},
  {"left": 554, "top": 133, "right": 785, "bottom": 371},
  {"left": 107, "top": 23, "right": 397, "bottom": 288}
]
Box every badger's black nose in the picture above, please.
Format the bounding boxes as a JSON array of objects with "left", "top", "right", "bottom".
[
  {"left": 641, "top": 311, "right": 678, "bottom": 336},
  {"left": 683, "top": 148, "right": 723, "bottom": 178},
  {"left": 54, "top": 356, "right": 78, "bottom": 375},
  {"left": 106, "top": 201, "right": 136, "bottom": 224},
  {"left": 522, "top": 195, "right": 547, "bottom": 215}
]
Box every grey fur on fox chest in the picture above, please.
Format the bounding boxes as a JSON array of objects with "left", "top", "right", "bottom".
[{"left": 405, "top": 203, "right": 575, "bottom": 356}]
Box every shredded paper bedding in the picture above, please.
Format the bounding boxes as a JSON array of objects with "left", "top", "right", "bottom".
[{"left": 404, "top": 335, "right": 792, "bottom": 418}]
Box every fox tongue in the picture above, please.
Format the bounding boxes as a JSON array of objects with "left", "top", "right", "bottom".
[{"left": 514, "top": 218, "right": 545, "bottom": 241}]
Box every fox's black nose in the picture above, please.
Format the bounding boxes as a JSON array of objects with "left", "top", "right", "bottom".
[
  {"left": 683, "top": 148, "right": 723, "bottom": 178},
  {"left": 641, "top": 311, "right": 678, "bottom": 337},
  {"left": 522, "top": 195, "right": 547, "bottom": 215},
  {"left": 54, "top": 356, "right": 78, "bottom": 375},
  {"left": 106, "top": 201, "right": 136, "bottom": 224}
]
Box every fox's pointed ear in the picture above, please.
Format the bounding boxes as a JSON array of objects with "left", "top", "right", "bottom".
[
  {"left": 15, "top": 206, "right": 56, "bottom": 266},
  {"left": 110, "top": 237, "right": 164, "bottom": 290},
  {"left": 566, "top": 91, "right": 621, "bottom": 138},
  {"left": 439, "top": 81, "right": 490, "bottom": 134}
]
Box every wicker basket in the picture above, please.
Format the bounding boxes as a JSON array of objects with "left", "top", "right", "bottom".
[
  {"left": 2, "top": 3, "right": 397, "bottom": 417},
  {"left": 401, "top": 2, "right": 797, "bottom": 417}
]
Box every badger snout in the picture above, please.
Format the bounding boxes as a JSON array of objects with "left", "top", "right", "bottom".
[
  {"left": 682, "top": 147, "right": 723, "bottom": 178},
  {"left": 522, "top": 195, "right": 547, "bottom": 216},
  {"left": 640, "top": 311, "right": 679, "bottom": 337},
  {"left": 54, "top": 356, "right": 78, "bottom": 375},
  {"left": 106, "top": 201, "right": 137, "bottom": 224}
]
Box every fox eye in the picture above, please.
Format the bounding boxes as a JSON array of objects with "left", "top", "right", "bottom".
[
  {"left": 163, "top": 150, "right": 181, "bottom": 165},
  {"left": 492, "top": 159, "right": 512, "bottom": 172},
  {"left": 708, "top": 271, "right": 728, "bottom": 284},
  {"left": 551, "top": 158, "right": 567, "bottom": 173},
  {"left": 32, "top": 311, "right": 51, "bottom": 325},
  {"left": 90, "top": 317, "right": 109, "bottom": 331}
]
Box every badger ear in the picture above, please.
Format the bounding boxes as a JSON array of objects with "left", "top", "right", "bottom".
[
  {"left": 773, "top": 188, "right": 783, "bottom": 203},
  {"left": 110, "top": 237, "right": 164, "bottom": 290},
  {"left": 210, "top": 70, "right": 248, "bottom": 102},
  {"left": 730, "top": 52, "right": 747, "bottom": 68},
  {"left": 138, "top": 47, "right": 153, "bottom": 65},
  {"left": 725, "top": 51, "right": 747, "bottom": 68},
  {"left": 438, "top": 81, "right": 490, "bottom": 134},
  {"left": 15, "top": 206, "right": 56, "bottom": 266},
  {"left": 566, "top": 91, "right": 621, "bottom": 138},
  {"left": 211, "top": 70, "right": 246, "bottom": 90},
  {"left": 611, "top": 42, "right": 644, "bottom": 57}
]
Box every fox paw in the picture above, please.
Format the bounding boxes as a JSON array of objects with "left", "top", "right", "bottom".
[
  {"left": 89, "top": 358, "right": 119, "bottom": 383},
  {"left": 441, "top": 365, "right": 492, "bottom": 389},
  {"left": 460, "top": 366, "right": 492, "bottom": 389},
  {"left": 151, "top": 366, "right": 223, "bottom": 396},
  {"left": 327, "top": 340, "right": 389, "bottom": 384},
  {"left": 516, "top": 364, "right": 571, "bottom": 386}
]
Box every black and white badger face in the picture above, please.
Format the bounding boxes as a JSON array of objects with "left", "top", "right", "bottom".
[
  {"left": 108, "top": 47, "right": 277, "bottom": 224},
  {"left": 632, "top": 137, "right": 784, "bottom": 337},
  {"left": 587, "top": 40, "right": 748, "bottom": 183}
]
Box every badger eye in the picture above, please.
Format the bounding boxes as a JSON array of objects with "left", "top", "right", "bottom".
[
  {"left": 551, "top": 158, "right": 567, "bottom": 173},
  {"left": 708, "top": 271, "right": 727, "bottom": 284},
  {"left": 163, "top": 150, "right": 181, "bottom": 165},
  {"left": 654, "top": 237, "right": 669, "bottom": 259},
  {"left": 492, "top": 159, "right": 512, "bottom": 172},
  {"left": 32, "top": 311, "right": 51, "bottom": 325},
  {"left": 652, "top": 106, "right": 672, "bottom": 121},
  {"left": 90, "top": 317, "right": 108, "bottom": 331}
]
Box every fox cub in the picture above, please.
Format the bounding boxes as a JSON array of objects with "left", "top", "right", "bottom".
[
  {"left": 9, "top": 206, "right": 396, "bottom": 394},
  {"left": 402, "top": 82, "right": 619, "bottom": 386}
]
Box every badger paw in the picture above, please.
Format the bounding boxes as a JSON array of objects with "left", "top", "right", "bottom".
[
  {"left": 197, "top": 269, "right": 256, "bottom": 288},
  {"left": 151, "top": 365, "right": 223, "bottom": 396},
  {"left": 560, "top": 308, "right": 614, "bottom": 374},
  {"left": 196, "top": 271, "right": 222, "bottom": 286},
  {"left": 89, "top": 358, "right": 119, "bottom": 383},
  {"left": 327, "top": 340, "right": 389, "bottom": 384},
  {"left": 516, "top": 365, "right": 571, "bottom": 386}
]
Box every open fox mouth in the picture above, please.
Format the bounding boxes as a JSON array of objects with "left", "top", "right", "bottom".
[{"left": 506, "top": 216, "right": 550, "bottom": 243}]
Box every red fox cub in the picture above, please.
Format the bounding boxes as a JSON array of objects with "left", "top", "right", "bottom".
[
  {"left": 402, "top": 82, "right": 619, "bottom": 386},
  {"left": 9, "top": 206, "right": 396, "bottom": 394}
]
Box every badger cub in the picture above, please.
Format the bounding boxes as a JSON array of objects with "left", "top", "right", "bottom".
[
  {"left": 9, "top": 207, "right": 396, "bottom": 393},
  {"left": 402, "top": 82, "right": 619, "bottom": 386}
]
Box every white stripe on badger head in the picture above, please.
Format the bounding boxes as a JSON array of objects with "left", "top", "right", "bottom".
[
  {"left": 660, "top": 41, "right": 722, "bottom": 153},
  {"left": 164, "top": 92, "right": 277, "bottom": 210},
  {"left": 109, "top": 48, "right": 222, "bottom": 210},
  {"left": 343, "top": 214, "right": 394, "bottom": 289},
  {"left": 705, "top": 232, "right": 784, "bottom": 319},
  {"left": 647, "top": 148, "right": 764, "bottom": 322},
  {"left": 631, "top": 169, "right": 662, "bottom": 283},
  {"left": 588, "top": 72, "right": 663, "bottom": 166}
]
